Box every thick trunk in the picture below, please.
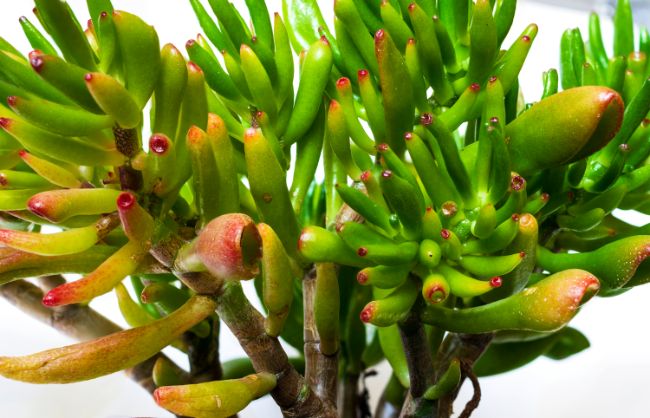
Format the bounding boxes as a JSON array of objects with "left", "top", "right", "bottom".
[
  {"left": 303, "top": 267, "right": 339, "bottom": 407},
  {"left": 216, "top": 282, "right": 336, "bottom": 418},
  {"left": 338, "top": 373, "right": 360, "bottom": 418},
  {"left": 398, "top": 307, "right": 436, "bottom": 418}
]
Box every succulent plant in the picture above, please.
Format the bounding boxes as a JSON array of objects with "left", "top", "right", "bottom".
[{"left": 1, "top": 0, "right": 650, "bottom": 417}]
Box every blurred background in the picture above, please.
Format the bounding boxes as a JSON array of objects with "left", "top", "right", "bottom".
[{"left": 1, "top": 1, "right": 650, "bottom": 417}]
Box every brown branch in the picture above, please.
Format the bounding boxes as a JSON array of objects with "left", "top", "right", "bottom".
[
  {"left": 182, "top": 316, "right": 222, "bottom": 383},
  {"left": 35, "top": 275, "right": 67, "bottom": 292},
  {"left": 149, "top": 231, "right": 225, "bottom": 383},
  {"left": 1, "top": 279, "right": 121, "bottom": 339},
  {"left": 149, "top": 229, "right": 186, "bottom": 269},
  {"left": 124, "top": 354, "right": 173, "bottom": 394},
  {"left": 303, "top": 267, "right": 338, "bottom": 407},
  {"left": 216, "top": 282, "right": 336, "bottom": 418},
  {"left": 149, "top": 230, "right": 223, "bottom": 295},
  {"left": 434, "top": 333, "right": 494, "bottom": 418},
  {"left": 338, "top": 373, "right": 360, "bottom": 418},
  {"left": 152, "top": 219, "right": 339, "bottom": 416},
  {"left": 397, "top": 306, "right": 436, "bottom": 418},
  {"left": 118, "top": 165, "right": 143, "bottom": 191},
  {"left": 457, "top": 362, "right": 481, "bottom": 418},
  {"left": 0, "top": 279, "right": 187, "bottom": 394}
]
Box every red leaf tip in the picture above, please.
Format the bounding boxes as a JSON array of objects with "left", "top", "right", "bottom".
[
  {"left": 30, "top": 56, "right": 44, "bottom": 72},
  {"left": 519, "top": 213, "right": 535, "bottom": 228},
  {"left": 187, "top": 61, "right": 202, "bottom": 73},
  {"left": 149, "top": 134, "right": 170, "bottom": 155},
  {"left": 42, "top": 291, "right": 62, "bottom": 307},
  {"left": 28, "top": 50, "right": 43, "bottom": 61},
  {"left": 243, "top": 127, "right": 259, "bottom": 143},
  {"left": 490, "top": 276, "right": 503, "bottom": 288},
  {"left": 511, "top": 175, "right": 526, "bottom": 191},
  {"left": 153, "top": 388, "right": 162, "bottom": 405},
  {"left": 426, "top": 286, "right": 447, "bottom": 303},
  {"left": 27, "top": 196, "right": 47, "bottom": 218},
  {"left": 359, "top": 303, "right": 375, "bottom": 323},
  {"left": 336, "top": 77, "right": 350, "bottom": 88},
  {"left": 357, "top": 271, "right": 369, "bottom": 285},
  {"left": 117, "top": 192, "right": 136, "bottom": 210},
  {"left": 441, "top": 201, "right": 458, "bottom": 217}
]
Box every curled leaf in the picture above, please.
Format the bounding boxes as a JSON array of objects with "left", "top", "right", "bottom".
[{"left": 195, "top": 213, "right": 262, "bottom": 281}]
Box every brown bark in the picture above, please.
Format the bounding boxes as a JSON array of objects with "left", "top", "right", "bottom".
[
  {"left": 216, "top": 282, "right": 336, "bottom": 418},
  {"left": 153, "top": 230, "right": 336, "bottom": 416},
  {"left": 34, "top": 275, "right": 66, "bottom": 291},
  {"left": 183, "top": 316, "right": 222, "bottom": 383},
  {"left": 303, "top": 267, "right": 338, "bottom": 407},
  {"left": 338, "top": 373, "right": 360, "bottom": 418},
  {"left": 434, "top": 333, "right": 494, "bottom": 418},
  {"left": 149, "top": 231, "right": 223, "bottom": 295},
  {"left": 397, "top": 308, "right": 436, "bottom": 418}
]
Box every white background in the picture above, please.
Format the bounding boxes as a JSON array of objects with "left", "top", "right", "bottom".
[{"left": 2, "top": 1, "right": 650, "bottom": 417}]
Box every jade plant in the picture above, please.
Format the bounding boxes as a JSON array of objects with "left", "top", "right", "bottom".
[{"left": 1, "top": 0, "right": 650, "bottom": 416}]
